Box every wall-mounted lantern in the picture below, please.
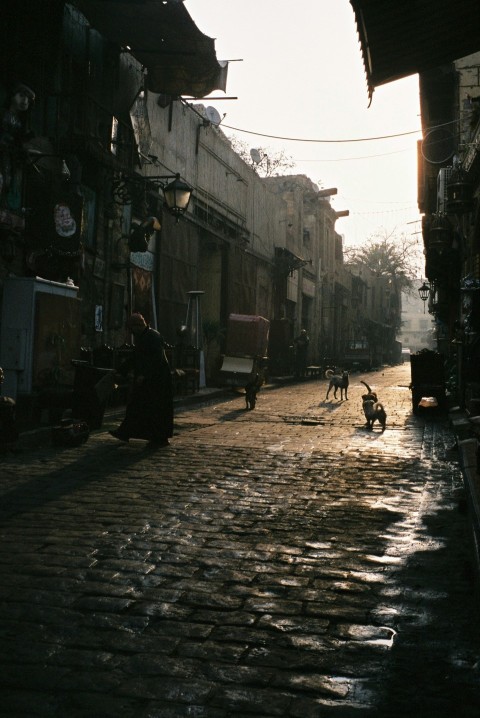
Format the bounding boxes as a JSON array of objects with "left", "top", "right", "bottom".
[
  {"left": 446, "top": 166, "right": 473, "bottom": 215},
  {"left": 112, "top": 172, "right": 192, "bottom": 223},
  {"left": 418, "top": 281, "right": 431, "bottom": 313},
  {"left": 162, "top": 174, "right": 193, "bottom": 222}
]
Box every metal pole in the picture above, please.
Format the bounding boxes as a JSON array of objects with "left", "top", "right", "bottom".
[{"left": 186, "top": 291, "right": 205, "bottom": 388}]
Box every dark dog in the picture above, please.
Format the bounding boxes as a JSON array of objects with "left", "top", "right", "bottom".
[
  {"left": 362, "top": 398, "right": 387, "bottom": 432},
  {"left": 360, "top": 379, "right": 386, "bottom": 431},
  {"left": 360, "top": 380, "right": 378, "bottom": 403},
  {"left": 245, "top": 373, "right": 263, "bottom": 410},
  {"left": 325, "top": 369, "right": 349, "bottom": 400}
]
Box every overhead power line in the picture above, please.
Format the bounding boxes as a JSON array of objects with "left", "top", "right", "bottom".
[
  {"left": 294, "top": 148, "right": 411, "bottom": 162},
  {"left": 220, "top": 118, "right": 457, "bottom": 145},
  {"left": 222, "top": 124, "right": 420, "bottom": 143}
]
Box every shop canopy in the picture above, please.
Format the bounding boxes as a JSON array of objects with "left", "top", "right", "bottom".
[
  {"left": 350, "top": 0, "right": 480, "bottom": 102},
  {"left": 76, "top": 0, "right": 228, "bottom": 97}
]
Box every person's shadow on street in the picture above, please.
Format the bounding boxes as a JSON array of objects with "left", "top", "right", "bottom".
[{"left": 0, "top": 436, "right": 162, "bottom": 523}]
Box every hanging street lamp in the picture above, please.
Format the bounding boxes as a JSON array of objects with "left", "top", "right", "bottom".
[{"left": 418, "top": 281, "right": 431, "bottom": 313}]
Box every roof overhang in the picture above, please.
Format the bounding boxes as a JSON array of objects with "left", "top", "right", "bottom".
[
  {"left": 75, "top": 0, "right": 228, "bottom": 97},
  {"left": 275, "top": 246, "right": 311, "bottom": 275},
  {"left": 350, "top": 0, "right": 480, "bottom": 103}
]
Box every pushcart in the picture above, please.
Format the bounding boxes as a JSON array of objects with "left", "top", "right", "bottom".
[
  {"left": 410, "top": 349, "right": 446, "bottom": 414},
  {"left": 218, "top": 314, "right": 269, "bottom": 391}
]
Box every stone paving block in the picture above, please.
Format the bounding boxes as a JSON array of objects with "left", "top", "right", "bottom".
[
  {"left": 210, "top": 685, "right": 296, "bottom": 715},
  {"left": 1, "top": 690, "right": 62, "bottom": 718},
  {"left": 117, "top": 675, "right": 215, "bottom": 703},
  {"left": 142, "top": 701, "right": 227, "bottom": 718}
]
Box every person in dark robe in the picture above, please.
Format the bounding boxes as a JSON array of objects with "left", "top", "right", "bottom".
[
  {"left": 109, "top": 313, "right": 173, "bottom": 448},
  {"left": 293, "top": 329, "right": 310, "bottom": 379}
]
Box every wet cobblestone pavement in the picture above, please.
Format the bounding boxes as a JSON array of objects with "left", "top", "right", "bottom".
[{"left": 1, "top": 364, "right": 480, "bottom": 717}]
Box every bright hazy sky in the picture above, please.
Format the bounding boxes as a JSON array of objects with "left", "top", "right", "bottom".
[{"left": 186, "top": 0, "right": 423, "bottom": 251}]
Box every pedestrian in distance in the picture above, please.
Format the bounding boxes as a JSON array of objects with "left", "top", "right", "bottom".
[
  {"left": 109, "top": 313, "right": 173, "bottom": 448},
  {"left": 293, "top": 329, "right": 310, "bottom": 379}
]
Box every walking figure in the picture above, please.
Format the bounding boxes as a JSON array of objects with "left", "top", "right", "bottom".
[
  {"left": 109, "top": 313, "right": 173, "bottom": 448},
  {"left": 294, "top": 329, "right": 310, "bottom": 378}
]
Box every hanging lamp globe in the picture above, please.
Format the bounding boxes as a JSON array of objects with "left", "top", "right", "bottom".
[{"left": 446, "top": 166, "right": 473, "bottom": 214}]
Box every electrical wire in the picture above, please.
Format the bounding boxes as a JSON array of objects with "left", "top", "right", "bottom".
[
  {"left": 220, "top": 118, "right": 457, "bottom": 145},
  {"left": 184, "top": 97, "right": 459, "bottom": 163},
  {"left": 221, "top": 123, "right": 419, "bottom": 143},
  {"left": 292, "top": 147, "right": 412, "bottom": 162}
]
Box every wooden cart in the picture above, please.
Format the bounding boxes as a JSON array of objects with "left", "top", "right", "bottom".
[{"left": 218, "top": 314, "right": 270, "bottom": 391}]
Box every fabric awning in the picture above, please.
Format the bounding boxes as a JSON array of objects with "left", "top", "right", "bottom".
[
  {"left": 275, "top": 246, "right": 310, "bottom": 276},
  {"left": 350, "top": 0, "right": 480, "bottom": 103},
  {"left": 75, "top": 0, "right": 228, "bottom": 97}
]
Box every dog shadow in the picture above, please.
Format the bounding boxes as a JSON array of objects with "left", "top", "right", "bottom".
[
  {"left": 218, "top": 407, "right": 251, "bottom": 420},
  {"left": 322, "top": 400, "right": 346, "bottom": 410},
  {"left": 355, "top": 424, "right": 385, "bottom": 436}
]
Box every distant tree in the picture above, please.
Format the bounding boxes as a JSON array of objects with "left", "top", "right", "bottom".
[
  {"left": 345, "top": 229, "right": 424, "bottom": 340},
  {"left": 344, "top": 228, "right": 422, "bottom": 295},
  {"left": 228, "top": 135, "right": 295, "bottom": 177}
]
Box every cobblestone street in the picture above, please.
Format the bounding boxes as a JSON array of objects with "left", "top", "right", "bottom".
[{"left": 1, "top": 364, "right": 480, "bottom": 717}]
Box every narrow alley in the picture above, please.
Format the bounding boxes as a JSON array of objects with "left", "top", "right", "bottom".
[{"left": 0, "top": 364, "right": 479, "bottom": 717}]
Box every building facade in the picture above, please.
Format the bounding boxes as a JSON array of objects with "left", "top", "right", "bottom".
[
  {"left": 349, "top": 0, "right": 480, "bottom": 410},
  {"left": 0, "top": 1, "right": 403, "bottom": 431},
  {"left": 418, "top": 51, "right": 480, "bottom": 406}
]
